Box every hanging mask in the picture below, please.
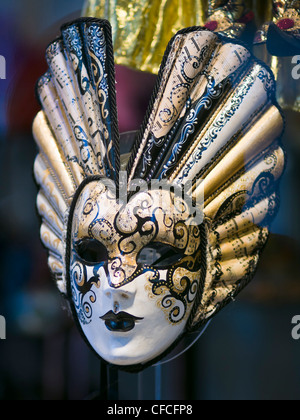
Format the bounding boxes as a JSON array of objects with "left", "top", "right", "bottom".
[{"left": 33, "top": 19, "right": 285, "bottom": 371}]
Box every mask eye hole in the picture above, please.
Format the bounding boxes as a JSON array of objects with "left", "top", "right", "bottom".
[
  {"left": 75, "top": 238, "right": 108, "bottom": 265},
  {"left": 137, "top": 243, "right": 185, "bottom": 267}
]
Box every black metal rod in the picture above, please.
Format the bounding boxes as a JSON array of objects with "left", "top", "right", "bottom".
[
  {"left": 107, "top": 365, "right": 119, "bottom": 400},
  {"left": 99, "top": 359, "right": 108, "bottom": 400}
]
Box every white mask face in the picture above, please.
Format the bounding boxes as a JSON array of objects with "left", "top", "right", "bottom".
[{"left": 68, "top": 179, "right": 202, "bottom": 367}]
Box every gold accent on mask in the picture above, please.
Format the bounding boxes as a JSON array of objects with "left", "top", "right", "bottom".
[{"left": 205, "top": 0, "right": 247, "bottom": 38}]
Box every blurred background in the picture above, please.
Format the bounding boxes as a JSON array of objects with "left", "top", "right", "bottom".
[{"left": 0, "top": 0, "right": 300, "bottom": 400}]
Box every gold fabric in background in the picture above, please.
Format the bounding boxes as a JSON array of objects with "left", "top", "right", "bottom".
[
  {"left": 82, "top": 0, "right": 272, "bottom": 74},
  {"left": 82, "top": 0, "right": 299, "bottom": 112},
  {"left": 83, "top": 0, "right": 209, "bottom": 74}
]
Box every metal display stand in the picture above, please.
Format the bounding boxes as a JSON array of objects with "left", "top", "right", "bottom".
[{"left": 98, "top": 321, "right": 211, "bottom": 401}]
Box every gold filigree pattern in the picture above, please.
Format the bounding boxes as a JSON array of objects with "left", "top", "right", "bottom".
[{"left": 204, "top": 0, "right": 252, "bottom": 39}]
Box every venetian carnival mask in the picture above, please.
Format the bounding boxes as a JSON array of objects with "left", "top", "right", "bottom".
[
  {"left": 68, "top": 179, "right": 203, "bottom": 366},
  {"left": 33, "top": 19, "right": 285, "bottom": 370}
]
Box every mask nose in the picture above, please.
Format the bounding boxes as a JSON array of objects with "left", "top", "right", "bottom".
[{"left": 102, "top": 275, "right": 137, "bottom": 313}]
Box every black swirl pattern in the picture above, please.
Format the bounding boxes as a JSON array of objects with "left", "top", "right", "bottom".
[{"left": 69, "top": 180, "right": 203, "bottom": 324}]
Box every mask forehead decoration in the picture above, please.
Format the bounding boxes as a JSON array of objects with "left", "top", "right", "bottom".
[{"left": 33, "top": 19, "right": 285, "bottom": 370}]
